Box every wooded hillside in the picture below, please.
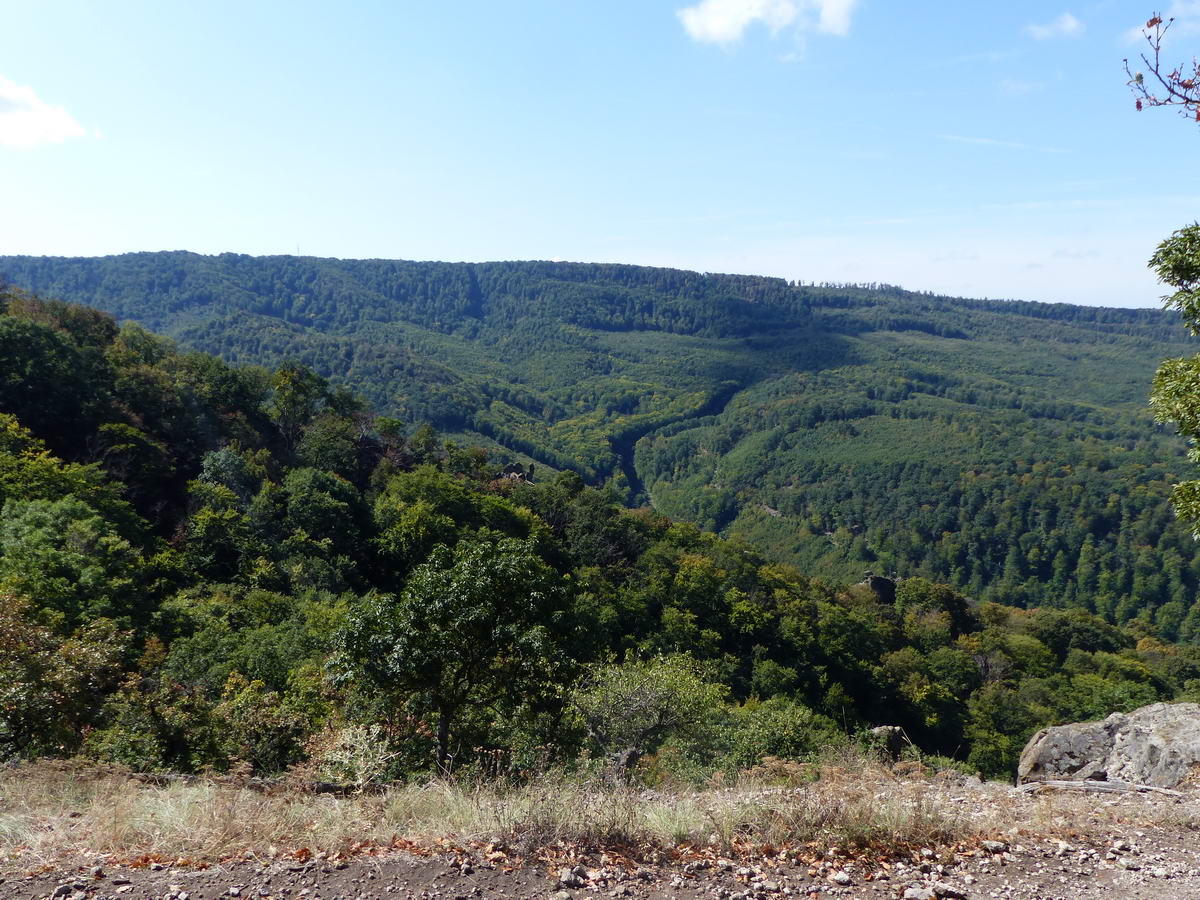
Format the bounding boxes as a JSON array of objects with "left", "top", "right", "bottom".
[
  {"left": 4, "top": 288, "right": 1198, "bottom": 778},
  {"left": 4, "top": 253, "right": 1197, "bottom": 638}
]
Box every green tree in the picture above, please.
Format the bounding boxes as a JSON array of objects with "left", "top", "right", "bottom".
[
  {"left": 1131, "top": 15, "right": 1200, "bottom": 541},
  {"left": 0, "top": 315, "right": 98, "bottom": 450},
  {"left": 0, "top": 496, "right": 144, "bottom": 631},
  {"left": 570, "top": 654, "right": 726, "bottom": 774},
  {"left": 0, "top": 593, "right": 124, "bottom": 758},
  {"left": 267, "top": 363, "right": 329, "bottom": 457},
  {"left": 333, "top": 535, "right": 568, "bottom": 769},
  {"left": 1151, "top": 224, "right": 1200, "bottom": 533}
]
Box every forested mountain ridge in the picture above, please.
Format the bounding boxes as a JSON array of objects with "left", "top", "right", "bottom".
[
  {"left": 4, "top": 287, "right": 1200, "bottom": 780},
  {"left": 3, "top": 252, "right": 1198, "bottom": 637}
]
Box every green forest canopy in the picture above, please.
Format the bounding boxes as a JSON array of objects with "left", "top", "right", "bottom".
[
  {"left": 2, "top": 287, "right": 1199, "bottom": 780},
  {"left": 3, "top": 252, "right": 1198, "bottom": 639}
]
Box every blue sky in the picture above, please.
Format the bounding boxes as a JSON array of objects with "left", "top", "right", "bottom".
[{"left": 2, "top": 1, "right": 1198, "bottom": 307}]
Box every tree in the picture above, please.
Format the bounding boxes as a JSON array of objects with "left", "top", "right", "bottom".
[
  {"left": 1151, "top": 225, "right": 1200, "bottom": 532},
  {"left": 0, "top": 315, "right": 97, "bottom": 450},
  {"left": 1126, "top": 14, "right": 1200, "bottom": 122},
  {"left": 1128, "top": 14, "right": 1200, "bottom": 538},
  {"left": 0, "top": 593, "right": 124, "bottom": 759},
  {"left": 0, "top": 496, "right": 144, "bottom": 631},
  {"left": 570, "top": 654, "right": 726, "bottom": 775},
  {"left": 332, "top": 535, "right": 568, "bottom": 770},
  {"left": 267, "top": 363, "right": 329, "bottom": 457}
]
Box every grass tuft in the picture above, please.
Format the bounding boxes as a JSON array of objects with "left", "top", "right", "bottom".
[{"left": 2, "top": 750, "right": 1192, "bottom": 867}]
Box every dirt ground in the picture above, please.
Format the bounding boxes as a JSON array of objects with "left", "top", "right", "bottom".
[
  {"left": 7, "top": 772, "right": 1200, "bottom": 900},
  {"left": 8, "top": 824, "right": 1200, "bottom": 900}
]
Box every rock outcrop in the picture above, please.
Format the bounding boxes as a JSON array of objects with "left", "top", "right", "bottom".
[{"left": 1018, "top": 701, "right": 1200, "bottom": 788}]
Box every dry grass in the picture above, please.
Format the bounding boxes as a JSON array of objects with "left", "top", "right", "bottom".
[{"left": 1, "top": 754, "right": 1195, "bottom": 868}]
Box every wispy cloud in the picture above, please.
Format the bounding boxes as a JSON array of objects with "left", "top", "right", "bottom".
[
  {"left": 0, "top": 75, "right": 87, "bottom": 150},
  {"left": 677, "top": 0, "right": 860, "bottom": 45},
  {"left": 1025, "top": 12, "right": 1084, "bottom": 40},
  {"left": 928, "top": 50, "right": 1018, "bottom": 69},
  {"left": 999, "top": 78, "right": 1041, "bottom": 96},
  {"left": 939, "top": 134, "right": 1070, "bottom": 154}
]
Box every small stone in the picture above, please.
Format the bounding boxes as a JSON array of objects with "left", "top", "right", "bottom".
[
  {"left": 931, "top": 883, "right": 967, "bottom": 900},
  {"left": 559, "top": 867, "right": 587, "bottom": 888},
  {"left": 550, "top": 891, "right": 574, "bottom": 900},
  {"left": 759, "top": 881, "right": 780, "bottom": 893},
  {"left": 50, "top": 885, "right": 74, "bottom": 899},
  {"left": 903, "top": 888, "right": 936, "bottom": 900},
  {"left": 829, "top": 872, "right": 851, "bottom": 886},
  {"left": 981, "top": 840, "right": 1008, "bottom": 853}
]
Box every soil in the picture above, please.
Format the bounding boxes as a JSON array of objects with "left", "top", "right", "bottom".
[{"left": 7, "top": 825, "right": 1200, "bottom": 900}]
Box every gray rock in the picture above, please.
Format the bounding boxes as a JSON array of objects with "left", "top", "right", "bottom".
[
  {"left": 559, "top": 867, "right": 587, "bottom": 888},
  {"left": 1017, "top": 702, "right": 1200, "bottom": 788},
  {"left": 869, "top": 724, "right": 908, "bottom": 759}
]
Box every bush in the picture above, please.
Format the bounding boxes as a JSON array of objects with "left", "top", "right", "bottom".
[
  {"left": 303, "top": 723, "right": 398, "bottom": 789},
  {"left": 571, "top": 655, "right": 726, "bottom": 775}
]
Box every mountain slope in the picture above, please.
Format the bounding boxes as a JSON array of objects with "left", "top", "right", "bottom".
[{"left": 4, "top": 252, "right": 1198, "bottom": 633}]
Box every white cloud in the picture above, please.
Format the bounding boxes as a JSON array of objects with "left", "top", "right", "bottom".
[
  {"left": 1025, "top": 12, "right": 1084, "bottom": 40},
  {"left": 677, "top": 0, "right": 860, "bottom": 45},
  {"left": 814, "top": 0, "right": 857, "bottom": 36},
  {"left": 939, "top": 134, "right": 1069, "bottom": 154},
  {"left": 678, "top": 0, "right": 797, "bottom": 44},
  {"left": 0, "top": 75, "right": 87, "bottom": 150}
]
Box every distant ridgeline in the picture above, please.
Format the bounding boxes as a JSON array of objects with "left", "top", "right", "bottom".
[{"left": 3, "top": 252, "right": 1199, "bottom": 638}]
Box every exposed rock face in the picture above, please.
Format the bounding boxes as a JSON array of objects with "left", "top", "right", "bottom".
[
  {"left": 857, "top": 573, "right": 896, "bottom": 605},
  {"left": 1018, "top": 702, "right": 1200, "bottom": 788}
]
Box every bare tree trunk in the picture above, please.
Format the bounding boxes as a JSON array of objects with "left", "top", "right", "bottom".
[
  {"left": 606, "top": 747, "right": 641, "bottom": 783},
  {"left": 436, "top": 705, "right": 451, "bottom": 774}
]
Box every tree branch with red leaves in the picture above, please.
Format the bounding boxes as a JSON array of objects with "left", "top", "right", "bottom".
[{"left": 1126, "top": 13, "right": 1200, "bottom": 121}]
